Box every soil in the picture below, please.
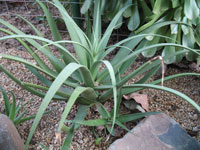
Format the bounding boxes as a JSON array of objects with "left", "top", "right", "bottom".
[{"left": 0, "top": 2, "right": 199, "bottom": 150}]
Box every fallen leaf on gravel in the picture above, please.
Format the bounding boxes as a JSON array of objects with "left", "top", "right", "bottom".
[{"left": 123, "top": 93, "right": 149, "bottom": 111}]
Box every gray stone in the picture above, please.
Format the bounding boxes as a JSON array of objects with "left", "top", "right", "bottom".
[
  {"left": 109, "top": 113, "right": 200, "bottom": 150},
  {"left": 0, "top": 114, "right": 24, "bottom": 150}
]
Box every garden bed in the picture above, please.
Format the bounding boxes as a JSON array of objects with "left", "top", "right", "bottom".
[{"left": 0, "top": 2, "right": 199, "bottom": 150}]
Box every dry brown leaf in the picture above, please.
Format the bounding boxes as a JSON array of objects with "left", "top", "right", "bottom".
[{"left": 123, "top": 93, "right": 149, "bottom": 111}]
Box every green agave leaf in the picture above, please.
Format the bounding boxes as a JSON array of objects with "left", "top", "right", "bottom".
[
  {"left": 25, "top": 62, "right": 94, "bottom": 149},
  {"left": 0, "top": 54, "right": 56, "bottom": 79},
  {"left": 115, "top": 15, "right": 123, "bottom": 29},
  {"left": 61, "top": 105, "right": 89, "bottom": 149},
  {"left": 135, "top": 64, "right": 161, "bottom": 84},
  {"left": 96, "top": 103, "right": 110, "bottom": 118},
  {"left": 184, "top": 0, "right": 200, "bottom": 20},
  {"left": 0, "top": 34, "right": 79, "bottom": 64},
  {"left": 57, "top": 87, "right": 91, "bottom": 133},
  {"left": 98, "top": 34, "right": 197, "bottom": 83},
  {"left": 9, "top": 92, "right": 16, "bottom": 121},
  {"left": 99, "top": 60, "right": 160, "bottom": 102},
  {"left": 98, "top": 4, "right": 130, "bottom": 52},
  {"left": 0, "top": 86, "right": 11, "bottom": 116},
  {"left": 0, "top": 65, "right": 63, "bottom": 100},
  {"left": 37, "top": 0, "right": 73, "bottom": 65},
  {"left": 61, "top": 124, "right": 74, "bottom": 150},
  {"left": 14, "top": 110, "right": 26, "bottom": 125},
  {"left": 115, "top": 120, "right": 131, "bottom": 133},
  {"left": 0, "top": 19, "right": 66, "bottom": 73},
  {"left": 128, "top": 1, "right": 140, "bottom": 31},
  {"left": 122, "top": 84, "right": 200, "bottom": 112},
  {"left": 17, "top": 15, "right": 49, "bottom": 49},
  {"left": 93, "top": 0, "right": 101, "bottom": 42},
  {"left": 102, "top": 61, "right": 117, "bottom": 135},
  {"left": 52, "top": 0, "right": 90, "bottom": 67},
  {"left": 117, "top": 112, "right": 160, "bottom": 123},
  {"left": 67, "top": 119, "right": 108, "bottom": 126},
  {"left": 15, "top": 115, "right": 36, "bottom": 126},
  {"left": 0, "top": 27, "right": 54, "bottom": 75},
  {"left": 81, "top": 0, "right": 92, "bottom": 14},
  {"left": 96, "top": 73, "right": 200, "bottom": 91},
  {"left": 23, "top": 82, "right": 70, "bottom": 99}
]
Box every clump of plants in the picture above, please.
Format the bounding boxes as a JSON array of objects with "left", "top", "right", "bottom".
[
  {"left": 0, "top": 0, "right": 199, "bottom": 149},
  {"left": 0, "top": 86, "right": 36, "bottom": 126}
]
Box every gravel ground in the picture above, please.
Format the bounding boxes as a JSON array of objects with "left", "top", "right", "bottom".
[{"left": 0, "top": 2, "right": 199, "bottom": 150}]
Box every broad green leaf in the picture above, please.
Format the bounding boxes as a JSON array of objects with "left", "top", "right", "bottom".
[
  {"left": 171, "top": 0, "right": 180, "bottom": 8},
  {"left": 174, "top": 7, "right": 182, "bottom": 21},
  {"left": 197, "top": 0, "right": 200, "bottom": 8},
  {"left": 182, "top": 29, "right": 197, "bottom": 61},
  {"left": 128, "top": 2, "right": 140, "bottom": 31},
  {"left": 184, "top": 0, "right": 200, "bottom": 20},
  {"left": 153, "top": 0, "right": 170, "bottom": 14},
  {"left": 142, "top": 37, "right": 160, "bottom": 57},
  {"left": 162, "top": 33, "right": 177, "bottom": 64},
  {"left": 81, "top": 0, "right": 92, "bottom": 14},
  {"left": 123, "top": 0, "right": 132, "bottom": 18},
  {"left": 181, "top": 17, "right": 189, "bottom": 35}
]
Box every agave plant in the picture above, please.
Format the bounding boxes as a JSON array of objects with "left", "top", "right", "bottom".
[
  {"left": 0, "top": 0, "right": 199, "bottom": 149},
  {"left": 0, "top": 86, "right": 37, "bottom": 126},
  {"left": 81, "top": 0, "right": 200, "bottom": 64}
]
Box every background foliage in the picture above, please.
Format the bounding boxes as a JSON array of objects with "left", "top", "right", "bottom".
[{"left": 80, "top": 0, "right": 200, "bottom": 64}]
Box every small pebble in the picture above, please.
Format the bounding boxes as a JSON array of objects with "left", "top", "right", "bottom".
[{"left": 192, "top": 126, "right": 199, "bottom": 132}]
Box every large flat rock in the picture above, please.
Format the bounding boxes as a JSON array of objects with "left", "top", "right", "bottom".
[
  {"left": 109, "top": 113, "right": 200, "bottom": 150},
  {"left": 0, "top": 114, "right": 24, "bottom": 150}
]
